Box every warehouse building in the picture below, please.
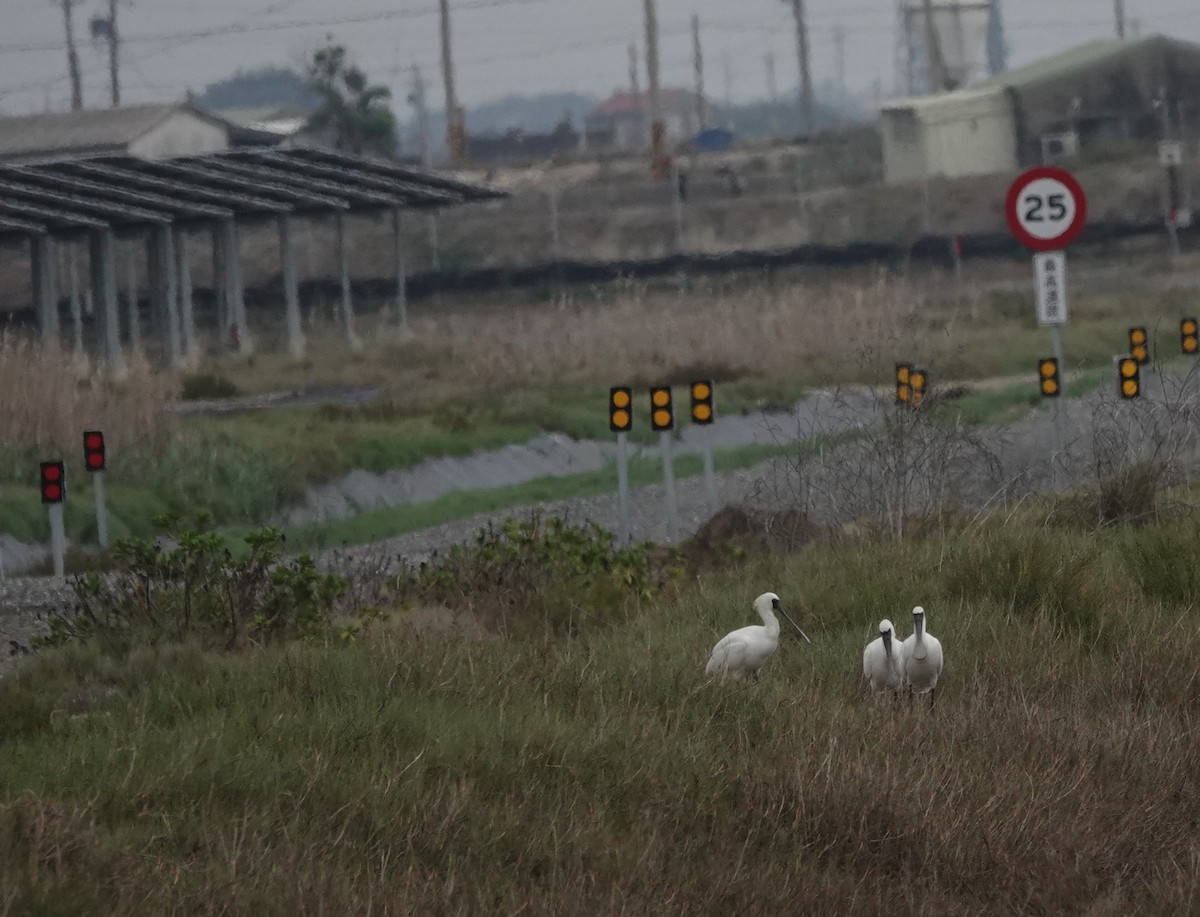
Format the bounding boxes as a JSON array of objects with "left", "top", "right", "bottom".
[{"left": 880, "top": 35, "right": 1200, "bottom": 184}]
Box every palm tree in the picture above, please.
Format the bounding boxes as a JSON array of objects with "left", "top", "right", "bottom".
[{"left": 305, "top": 44, "right": 398, "bottom": 157}]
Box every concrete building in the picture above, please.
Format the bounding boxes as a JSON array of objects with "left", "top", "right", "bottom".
[
  {"left": 0, "top": 103, "right": 229, "bottom": 164},
  {"left": 585, "top": 88, "right": 708, "bottom": 153},
  {"left": 881, "top": 35, "right": 1200, "bottom": 184}
]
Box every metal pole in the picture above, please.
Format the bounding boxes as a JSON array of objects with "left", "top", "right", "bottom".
[
  {"left": 49, "top": 503, "right": 66, "bottom": 579},
  {"left": 159, "top": 224, "right": 180, "bottom": 366},
  {"left": 67, "top": 244, "right": 83, "bottom": 356},
  {"left": 659, "top": 430, "right": 679, "bottom": 541},
  {"left": 93, "top": 471, "right": 109, "bottom": 550},
  {"left": 790, "top": 0, "right": 815, "bottom": 136},
  {"left": 392, "top": 207, "right": 408, "bottom": 329},
  {"left": 1051, "top": 323, "right": 1067, "bottom": 482},
  {"left": 702, "top": 431, "right": 718, "bottom": 518},
  {"left": 222, "top": 218, "right": 251, "bottom": 355},
  {"left": 670, "top": 159, "right": 684, "bottom": 253},
  {"left": 126, "top": 244, "right": 141, "bottom": 354},
  {"left": 643, "top": 0, "right": 664, "bottom": 160},
  {"left": 175, "top": 229, "right": 196, "bottom": 361},
  {"left": 335, "top": 213, "right": 362, "bottom": 350},
  {"left": 279, "top": 214, "right": 305, "bottom": 357},
  {"left": 31, "top": 234, "right": 60, "bottom": 346},
  {"left": 211, "top": 223, "right": 228, "bottom": 346},
  {"left": 90, "top": 228, "right": 125, "bottom": 375},
  {"left": 616, "top": 431, "right": 632, "bottom": 547}
]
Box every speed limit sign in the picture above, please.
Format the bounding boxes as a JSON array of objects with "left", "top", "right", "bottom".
[{"left": 1006, "top": 166, "right": 1088, "bottom": 252}]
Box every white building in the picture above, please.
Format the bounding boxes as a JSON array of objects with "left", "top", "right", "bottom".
[{"left": 0, "top": 103, "right": 229, "bottom": 164}]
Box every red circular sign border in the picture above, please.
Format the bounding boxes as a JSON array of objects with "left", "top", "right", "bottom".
[{"left": 1005, "top": 166, "right": 1088, "bottom": 252}]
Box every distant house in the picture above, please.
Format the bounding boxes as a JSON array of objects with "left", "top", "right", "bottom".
[
  {"left": 466, "top": 118, "right": 580, "bottom": 164},
  {"left": 0, "top": 103, "right": 230, "bottom": 164},
  {"left": 585, "top": 88, "right": 709, "bottom": 152},
  {"left": 880, "top": 35, "right": 1200, "bottom": 184},
  {"left": 210, "top": 106, "right": 312, "bottom": 148}
]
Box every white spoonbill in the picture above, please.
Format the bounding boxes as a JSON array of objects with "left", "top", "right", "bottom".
[
  {"left": 705, "top": 592, "right": 812, "bottom": 681},
  {"left": 862, "top": 619, "right": 902, "bottom": 693},
  {"left": 898, "top": 606, "right": 944, "bottom": 709}
]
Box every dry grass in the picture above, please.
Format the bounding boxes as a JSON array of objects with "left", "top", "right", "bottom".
[{"left": 0, "top": 333, "right": 176, "bottom": 475}]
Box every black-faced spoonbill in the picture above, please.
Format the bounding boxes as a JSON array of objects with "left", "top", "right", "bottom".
[
  {"left": 704, "top": 592, "right": 811, "bottom": 681},
  {"left": 898, "top": 606, "right": 944, "bottom": 709},
  {"left": 862, "top": 619, "right": 902, "bottom": 693}
]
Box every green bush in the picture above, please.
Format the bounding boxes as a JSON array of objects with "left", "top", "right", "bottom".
[
  {"left": 39, "top": 520, "right": 350, "bottom": 653},
  {"left": 392, "top": 514, "right": 684, "bottom": 635},
  {"left": 1121, "top": 518, "right": 1200, "bottom": 604},
  {"left": 179, "top": 372, "right": 241, "bottom": 400}
]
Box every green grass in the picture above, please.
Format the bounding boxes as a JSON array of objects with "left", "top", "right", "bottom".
[
  {"left": 3, "top": 512, "right": 1200, "bottom": 912},
  {"left": 258, "top": 441, "right": 802, "bottom": 553}
]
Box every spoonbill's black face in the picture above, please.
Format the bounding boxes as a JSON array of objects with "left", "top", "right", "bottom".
[{"left": 771, "top": 597, "right": 782, "bottom": 612}]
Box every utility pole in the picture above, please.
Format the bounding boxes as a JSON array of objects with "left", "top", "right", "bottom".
[
  {"left": 921, "top": 0, "right": 949, "bottom": 92},
  {"left": 833, "top": 25, "right": 847, "bottom": 120},
  {"left": 788, "top": 0, "right": 815, "bottom": 137},
  {"left": 409, "top": 66, "right": 433, "bottom": 168},
  {"left": 643, "top": 0, "right": 667, "bottom": 170},
  {"left": 89, "top": 0, "right": 121, "bottom": 106},
  {"left": 54, "top": 0, "right": 83, "bottom": 110},
  {"left": 766, "top": 50, "right": 780, "bottom": 138},
  {"left": 722, "top": 51, "right": 733, "bottom": 129},
  {"left": 628, "top": 43, "right": 644, "bottom": 150},
  {"left": 986, "top": 0, "right": 1008, "bottom": 75},
  {"left": 1114, "top": 0, "right": 1126, "bottom": 40},
  {"left": 439, "top": 0, "right": 465, "bottom": 165},
  {"left": 692, "top": 14, "right": 706, "bottom": 132}
]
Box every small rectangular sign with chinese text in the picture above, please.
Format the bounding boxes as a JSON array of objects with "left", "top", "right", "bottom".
[{"left": 1034, "top": 252, "right": 1069, "bottom": 327}]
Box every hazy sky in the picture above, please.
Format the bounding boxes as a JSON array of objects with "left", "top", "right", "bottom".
[{"left": 1, "top": 0, "right": 1198, "bottom": 119}]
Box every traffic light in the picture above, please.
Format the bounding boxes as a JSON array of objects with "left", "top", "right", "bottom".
[
  {"left": 609, "top": 387, "right": 633, "bottom": 434},
  {"left": 83, "top": 430, "right": 106, "bottom": 472},
  {"left": 1129, "top": 327, "right": 1150, "bottom": 365},
  {"left": 1038, "top": 358, "right": 1061, "bottom": 398},
  {"left": 650, "top": 386, "right": 674, "bottom": 431},
  {"left": 40, "top": 461, "right": 65, "bottom": 504},
  {"left": 690, "top": 380, "right": 715, "bottom": 425},
  {"left": 910, "top": 367, "right": 929, "bottom": 408},
  {"left": 1182, "top": 318, "right": 1199, "bottom": 355},
  {"left": 1118, "top": 356, "right": 1140, "bottom": 400},
  {"left": 895, "top": 363, "right": 912, "bottom": 406}
]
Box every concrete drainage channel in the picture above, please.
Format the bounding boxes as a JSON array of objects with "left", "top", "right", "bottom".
[{"left": 0, "top": 388, "right": 881, "bottom": 577}]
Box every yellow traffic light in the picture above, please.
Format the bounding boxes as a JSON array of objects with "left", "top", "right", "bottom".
[
  {"left": 895, "top": 363, "right": 912, "bottom": 406},
  {"left": 1118, "top": 356, "right": 1140, "bottom": 399},
  {"left": 910, "top": 368, "right": 929, "bottom": 408},
  {"left": 1182, "top": 318, "right": 1199, "bottom": 355},
  {"left": 1129, "top": 327, "right": 1149, "bottom": 365},
  {"left": 609, "top": 386, "right": 633, "bottom": 433},
  {"left": 650, "top": 386, "right": 674, "bottom": 431},
  {"left": 690, "top": 381, "right": 715, "bottom": 425},
  {"left": 1039, "top": 358, "right": 1060, "bottom": 398}
]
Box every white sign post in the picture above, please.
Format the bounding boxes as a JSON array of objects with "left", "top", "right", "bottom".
[{"left": 1007, "top": 167, "right": 1088, "bottom": 481}]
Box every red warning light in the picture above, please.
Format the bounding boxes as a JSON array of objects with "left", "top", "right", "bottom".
[
  {"left": 83, "top": 430, "right": 106, "bottom": 472},
  {"left": 40, "top": 461, "right": 65, "bottom": 504}
]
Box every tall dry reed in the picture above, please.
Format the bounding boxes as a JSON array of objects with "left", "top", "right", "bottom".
[{"left": 0, "top": 334, "right": 176, "bottom": 474}]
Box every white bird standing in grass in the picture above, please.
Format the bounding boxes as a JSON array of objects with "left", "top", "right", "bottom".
[
  {"left": 898, "top": 606, "right": 944, "bottom": 709},
  {"left": 862, "top": 619, "right": 902, "bottom": 693},
  {"left": 705, "top": 592, "right": 811, "bottom": 681}
]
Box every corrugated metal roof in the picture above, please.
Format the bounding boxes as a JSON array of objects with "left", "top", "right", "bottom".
[{"left": 0, "top": 103, "right": 225, "bottom": 160}]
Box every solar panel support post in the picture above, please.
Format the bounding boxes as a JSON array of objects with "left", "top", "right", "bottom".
[
  {"left": 278, "top": 214, "right": 306, "bottom": 358},
  {"left": 94, "top": 471, "right": 109, "bottom": 550},
  {"left": 391, "top": 207, "right": 408, "bottom": 331},
  {"left": 335, "top": 213, "right": 363, "bottom": 352},
  {"left": 211, "top": 223, "right": 229, "bottom": 349},
  {"left": 49, "top": 503, "right": 65, "bottom": 580},
  {"left": 64, "top": 244, "right": 84, "bottom": 357},
  {"left": 174, "top": 229, "right": 196, "bottom": 362},
  {"left": 126, "top": 242, "right": 142, "bottom": 356},
  {"left": 221, "top": 218, "right": 252, "bottom": 356},
  {"left": 155, "top": 224, "right": 181, "bottom": 367},
  {"left": 30, "top": 233, "right": 60, "bottom": 346},
  {"left": 89, "top": 227, "right": 125, "bottom": 376}
]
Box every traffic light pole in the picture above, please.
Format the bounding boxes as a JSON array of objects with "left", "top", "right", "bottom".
[
  {"left": 616, "top": 432, "right": 632, "bottom": 548},
  {"left": 701, "top": 430, "right": 718, "bottom": 517},
  {"left": 659, "top": 431, "right": 679, "bottom": 541},
  {"left": 94, "top": 471, "right": 109, "bottom": 550},
  {"left": 48, "top": 503, "right": 65, "bottom": 578}
]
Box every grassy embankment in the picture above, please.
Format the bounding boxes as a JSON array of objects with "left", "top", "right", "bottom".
[{"left": 3, "top": 499, "right": 1200, "bottom": 913}]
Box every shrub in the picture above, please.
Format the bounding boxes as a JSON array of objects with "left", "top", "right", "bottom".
[
  {"left": 39, "top": 519, "right": 350, "bottom": 653},
  {"left": 179, "top": 372, "right": 241, "bottom": 401},
  {"left": 391, "top": 514, "right": 684, "bottom": 635},
  {"left": 1121, "top": 519, "right": 1200, "bottom": 604}
]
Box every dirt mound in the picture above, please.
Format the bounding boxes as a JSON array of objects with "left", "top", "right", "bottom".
[{"left": 681, "top": 506, "right": 825, "bottom": 567}]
